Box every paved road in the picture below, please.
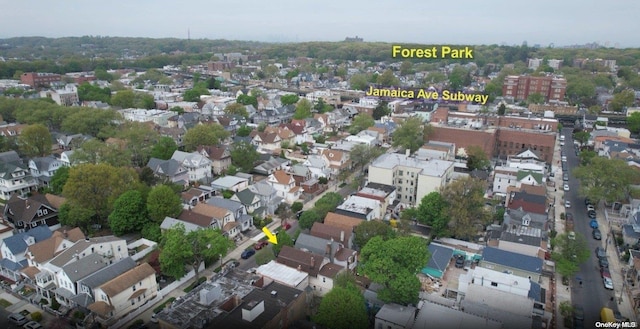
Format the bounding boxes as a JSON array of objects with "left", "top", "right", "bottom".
[{"left": 563, "top": 128, "right": 621, "bottom": 325}]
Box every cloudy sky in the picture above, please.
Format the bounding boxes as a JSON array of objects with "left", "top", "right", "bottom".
[{"left": 1, "top": 0, "right": 639, "bottom": 47}]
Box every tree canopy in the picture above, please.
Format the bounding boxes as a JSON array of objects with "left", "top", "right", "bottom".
[
  {"left": 440, "top": 176, "right": 490, "bottom": 241},
  {"left": 108, "top": 190, "right": 147, "bottom": 235},
  {"left": 280, "top": 94, "right": 299, "bottom": 106},
  {"left": 224, "top": 103, "right": 248, "bottom": 118},
  {"left": 182, "top": 123, "right": 229, "bottom": 151},
  {"left": 359, "top": 236, "right": 430, "bottom": 305},
  {"left": 147, "top": 185, "right": 183, "bottom": 222},
  {"left": 465, "top": 145, "right": 490, "bottom": 171},
  {"left": 313, "top": 282, "right": 369, "bottom": 329},
  {"left": 551, "top": 232, "right": 590, "bottom": 278},
  {"left": 573, "top": 157, "right": 640, "bottom": 203},
  {"left": 349, "top": 113, "right": 375, "bottom": 134},
  {"left": 18, "top": 124, "right": 52, "bottom": 157},
  {"left": 160, "top": 224, "right": 233, "bottom": 280},
  {"left": 271, "top": 230, "right": 294, "bottom": 256},
  {"left": 415, "top": 192, "right": 449, "bottom": 237},
  {"left": 353, "top": 220, "right": 395, "bottom": 249},
  {"left": 392, "top": 117, "right": 424, "bottom": 153},
  {"left": 293, "top": 98, "right": 313, "bottom": 119},
  {"left": 230, "top": 140, "right": 259, "bottom": 173},
  {"left": 150, "top": 136, "right": 178, "bottom": 160}
]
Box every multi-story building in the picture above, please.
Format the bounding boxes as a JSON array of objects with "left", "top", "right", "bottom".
[
  {"left": 40, "top": 85, "right": 79, "bottom": 106},
  {"left": 20, "top": 72, "right": 61, "bottom": 88},
  {"left": 119, "top": 109, "right": 174, "bottom": 127},
  {"left": 502, "top": 75, "right": 567, "bottom": 102},
  {"left": 368, "top": 153, "right": 454, "bottom": 206},
  {"left": 171, "top": 151, "right": 213, "bottom": 184},
  {"left": 0, "top": 151, "right": 38, "bottom": 200}
]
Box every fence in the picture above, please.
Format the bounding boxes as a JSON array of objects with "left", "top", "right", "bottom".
[
  {"left": 108, "top": 293, "right": 163, "bottom": 329},
  {"left": 127, "top": 238, "right": 158, "bottom": 262}
]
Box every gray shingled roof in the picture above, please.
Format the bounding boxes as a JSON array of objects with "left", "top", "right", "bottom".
[
  {"left": 62, "top": 253, "right": 109, "bottom": 282},
  {"left": 2, "top": 226, "right": 52, "bottom": 254},
  {"left": 206, "top": 197, "right": 244, "bottom": 213},
  {"left": 233, "top": 188, "right": 257, "bottom": 205},
  {"left": 481, "top": 247, "right": 542, "bottom": 274},
  {"left": 147, "top": 158, "right": 183, "bottom": 176},
  {"left": 79, "top": 257, "right": 136, "bottom": 289},
  {"left": 294, "top": 233, "right": 339, "bottom": 256}
]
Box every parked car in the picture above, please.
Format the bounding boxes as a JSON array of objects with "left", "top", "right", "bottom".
[
  {"left": 454, "top": 255, "right": 465, "bottom": 268},
  {"left": 564, "top": 201, "right": 571, "bottom": 208},
  {"left": 590, "top": 219, "right": 599, "bottom": 229},
  {"left": 573, "top": 305, "right": 585, "bottom": 321},
  {"left": 592, "top": 229, "right": 602, "bottom": 240},
  {"left": 150, "top": 313, "right": 158, "bottom": 323},
  {"left": 587, "top": 205, "right": 595, "bottom": 212},
  {"left": 603, "top": 277, "right": 614, "bottom": 290},
  {"left": 246, "top": 267, "right": 257, "bottom": 274},
  {"left": 563, "top": 184, "right": 570, "bottom": 191},
  {"left": 254, "top": 241, "right": 268, "bottom": 250},
  {"left": 23, "top": 321, "right": 43, "bottom": 329},
  {"left": 241, "top": 249, "right": 256, "bottom": 259},
  {"left": 563, "top": 174, "right": 569, "bottom": 181},
  {"left": 601, "top": 268, "right": 611, "bottom": 279},
  {"left": 282, "top": 222, "right": 292, "bottom": 230},
  {"left": 599, "top": 257, "right": 609, "bottom": 268},
  {"left": 588, "top": 210, "right": 597, "bottom": 219},
  {"left": 595, "top": 246, "right": 607, "bottom": 259},
  {"left": 7, "top": 313, "right": 28, "bottom": 326},
  {"left": 585, "top": 198, "right": 592, "bottom": 206}
]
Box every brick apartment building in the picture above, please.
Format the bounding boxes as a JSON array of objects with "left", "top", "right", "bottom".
[
  {"left": 502, "top": 75, "right": 567, "bottom": 102},
  {"left": 20, "top": 72, "right": 61, "bottom": 88},
  {"left": 207, "top": 61, "right": 236, "bottom": 71},
  {"left": 429, "top": 109, "right": 558, "bottom": 163}
]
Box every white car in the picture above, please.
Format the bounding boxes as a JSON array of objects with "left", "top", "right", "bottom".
[
  {"left": 603, "top": 277, "right": 614, "bottom": 290},
  {"left": 563, "top": 184, "right": 570, "bottom": 191},
  {"left": 565, "top": 201, "right": 571, "bottom": 208}
]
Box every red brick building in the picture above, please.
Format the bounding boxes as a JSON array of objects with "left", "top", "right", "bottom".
[
  {"left": 20, "top": 72, "right": 61, "bottom": 88},
  {"left": 502, "top": 75, "right": 567, "bottom": 102}
]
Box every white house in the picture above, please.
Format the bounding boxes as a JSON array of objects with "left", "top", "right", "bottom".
[
  {"left": 267, "top": 170, "right": 302, "bottom": 204},
  {"left": 171, "top": 151, "right": 213, "bottom": 183},
  {"left": 29, "top": 156, "right": 65, "bottom": 186}
]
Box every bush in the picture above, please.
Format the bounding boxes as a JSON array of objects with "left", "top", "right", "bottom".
[
  {"left": 39, "top": 298, "right": 48, "bottom": 305},
  {"left": 291, "top": 202, "right": 303, "bottom": 213},
  {"left": 73, "top": 311, "right": 85, "bottom": 319},
  {"left": 51, "top": 297, "right": 60, "bottom": 310},
  {"left": 128, "top": 319, "right": 144, "bottom": 329},
  {"left": 30, "top": 311, "right": 42, "bottom": 322},
  {"left": 183, "top": 276, "right": 207, "bottom": 293},
  {"left": 153, "top": 297, "right": 176, "bottom": 314}
]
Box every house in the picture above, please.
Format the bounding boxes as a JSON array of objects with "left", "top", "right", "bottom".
[
  {"left": 4, "top": 193, "right": 62, "bottom": 232},
  {"left": 255, "top": 260, "right": 309, "bottom": 290},
  {"left": 309, "top": 222, "right": 353, "bottom": 249},
  {"left": 247, "top": 181, "right": 281, "bottom": 215},
  {"left": 211, "top": 175, "right": 249, "bottom": 193},
  {"left": 375, "top": 303, "right": 417, "bottom": 329},
  {"left": 323, "top": 212, "right": 364, "bottom": 233},
  {"left": 160, "top": 217, "right": 201, "bottom": 233},
  {"left": 56, "top": 133, "right": 90, "bottom": 150},
  {"left": 267, "top": 170, "right": 302, "bottom": 204},
  {"left": 59, "top": 150, "right": 75, "bottom": 167},
  {"left": 335, "top": 195, "right": 382, "bottom": 220},
  {"left": 356, "top": 183, "right": 397, "bottom": 218},
  {"left": 56, "top": 253, "right": 109, "bottom": 300},
  {"left": 230, "top": 188, "right": 262, "bottom": 215},
  {"left": 320, "top": 149, "right": 351, "bottom": 177},
  {"left": 74, "top": 257, "right": 137, "bottom": 310},
  {"left": 288, "top": 164, "right": 321, "bottom": 194},
  {"left": 180, "top": 187, "right": 215, "bottom": 207},
  {"left": 253, "top": 156, "right": 289, "bottom": 176},
  {"left": 88, "top": 263, "right": 158, "bottom": 327},
  {"left": 158, "top": 127, "right": 186, "bottom": 147},
  {"left": 28, "top": 156, "right": 65, "bottom": 186},
  {"left": 146, "top": 158, "right": 189, "bottom": 185},
  {"left": 251, "top": 131, "right": 282, "bottom": 153},
  {"left": 206, "top": 197, "right": 253, "bottom": 232},
  {"left": 171, "top": 150, "right": 213, "bottom": 183},
  {"left": 0, "top": 151, "right": 38, "bottom": 200},
  {"left": 188, "top": 203, "right": 239, "bottom": 238},
  {"left": 480, "top": 247, "right": 543, "bottom": 282},
  {"left": 197, "top": 145, "right": 232, "bottom": 175},
  {"left": 276, "top": 246, "right": 334, "bottom": 296},
  {"left": 302, "top": 155, "right": 331, "bottom": 179},
  {"left": 295, "top": 233, "right": 357, "bottom": 271},
  {"left": 0, "top": 226, "right": 52, "bottom": 281},
  {"left": 421, "top": 242, "right": 454, "bottom": 279},
  {"left": 506, "top": 191, "right": 548, "bottom": 215},
  {"left": 411, "top": 300, "right": 502, "bottom": 329}
]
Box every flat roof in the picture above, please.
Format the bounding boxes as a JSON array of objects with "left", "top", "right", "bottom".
[{"left": 256, "top": 261, "right": 308, "bottom": 287}]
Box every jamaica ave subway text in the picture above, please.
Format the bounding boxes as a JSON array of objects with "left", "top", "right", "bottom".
[{"left": 392, "top": 45, "right": 474, "bottom": 59}]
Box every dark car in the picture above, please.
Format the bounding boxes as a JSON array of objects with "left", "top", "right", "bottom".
[
  {"left": 588, "top": 210, "right": 597, "bottom": 219},
  {"left": 241, "top": 249, "right": 256, "bottom": 259},
  {"left": 599, "top": 257, "right": 609, "bottom": 268},
  {"left": 592, "top": 229, "right": 602, "bottom": 240},
  {"left": 595, "top": 246, "right": 607, "bottom": 259},
  {"left": 563, "top": 174, "right": 569, "bottom": 181},
  {"left": 585, "top": 198, "right": 592, "bottom": 206},
  {"left": 454, "top": 255, "right": 465, "bottom": 268}
]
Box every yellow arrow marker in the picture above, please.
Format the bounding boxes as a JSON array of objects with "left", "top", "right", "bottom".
[{"left": 262, "top": 227, "right": 278, "bottom": 245}]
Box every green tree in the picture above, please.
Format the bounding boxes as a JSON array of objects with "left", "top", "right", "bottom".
[
  {"left": 147, "top": 185, "right": 183, "bottom": 222},
  {"left": 71, "top": 139, "right": 132, "bottom": 167},
  {"left": 497, "top": 103, "right": 506, "bottom": 115},
  {"left": 271, "top": 230, "right": 294, "bottom": 256},
  {"left": 255, "top": 248, "right": 275, "bottom": 265},
  {"left": 373, "top": 101, "right": 390, "bottom": 120},
  {"left": 349, "top": 74, "right": 369, "bottom": 91},
  {"left": 108, "top": 190, "right": 147, "bottom": 236},
  {"left": 526, "top": 93, "right": 545, "bottom": 105},
  {"left": 110, "top": 89, "right": 136, "bottom": 108},
  {"left": 299, "top": 210, "right": 322, "bottom": 230},
  {"left": 49, "top": 166, "right": 69, "bottom": 195},
  {"left": 314, "top": 98, "right": 333, "bottom": 113},
  {"left": 349, "top": 113, "right": 375, "bottom": 134},
  {"left": 63, "top": 163, "right": 138, "bottom": 222},
  {"left": 117, "top": 121, "right": 160, "bottom": 167},
  {"left": 415, "top": 192, "right": 450, "bottom": 237},
  {"left": 160, "top": 224, "right": 233, "bottom": 280},
  {"left": 399, "top": 61, "right": 414, "bottom": 76},
  {"left": 60, "top": 108, "right": 120, "bottom": 137},
  {"left": 313, "top": 283, "right": 369, "bottom": 329},
  {"left": 392, "top": 117, "right": 424, "bottom": 153},
  {"left": 150, "top": 136, "right": 178, "bottom": 160},
  {"left": 354, "top": 220, "right": 395, "bottom": 249},
  {"left": 359, "top": 236, "right": 429, "bottom": 305},
  {"left": 225, "top": 165, "right": 238, "bottom": 176},
  {"left": 333, "top": 271, "right": 357, "bottom": 289},
  {"left": 183, "top": 82, "right": 210, "bottom": 102},
  {"left": 18, "top": 124, "right": 52, "bottom": 157},
  {"left": 230, "top": 140, "right": 259, "bottom": 173},
  {"left": 224, "top": 103, "right": 248, "bottom": 118},
  {"left": 376, "top": 69, "right": 400, "bottom": 86},
  {"left": 183, "top": 124, "right": 229, "bottom": 151},
  {"left": 141, "top": 223, "right": 162, "bottom": 242},
  {"left": 466, "top": 145, "right": 490, "bottom": 171},
  {"left": 293, "top": 98, "right": 313, "bottom": 119},
  {"left": 280, "top": 94, "right": 299, "bottom": 106},
  {"left": 440, "top": 176, "right": 489, "bottom": 240},
  {"left": 448, "top": 66, "right": 470, "bottom": 90},
  {"left": 573, "top": 131, "right": 590, "bottom": 146},
  {"left": 169, "top": 106, "right": 184, "bottom": 114},
  {"left": 350, "top": 144, "right": 385, "bottom": 175},
  {"left": 94, "top": 68, "right": 115, "bottom": 82},
  {"left": 609, "top": 89, "right": 635, "bottom": 112},
  {"left": 314, "top": 192, "right": 344, "bottom": 218},
  {"left": 551, "top": 232, "right": 590, "bottom": 278},
  {"left": 58, "top": 203, "right": 95, "bottom": 232},
  {"left": 77, "top": 83, "right": 111, "bottom": 103},
  {"left": 578, "top": 150, "right": 597, "bottom": 166},
  {"left": 236, "top": 125, "right": 252, "bottom": 137},
  {"left": 573, "top": 157, "right": 640, "bottom": 203},
  {"left": 628, "top": 112, "right": 640, "bottom": 134},
  {"left": 237, "top": 94, "right": 258, "bottom": 108}
]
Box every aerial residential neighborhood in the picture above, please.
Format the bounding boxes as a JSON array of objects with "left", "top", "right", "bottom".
[{"left": 0, "top": 24, "right": 639, "bottom": 329}]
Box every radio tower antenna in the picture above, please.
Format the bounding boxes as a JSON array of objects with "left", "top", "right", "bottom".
[{"left": 188, "top": 28, "right": 191, "bottom": 41}]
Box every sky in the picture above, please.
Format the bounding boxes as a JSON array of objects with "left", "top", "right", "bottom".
[{"left": 1, "top": 0, "right": 639, "bottom": 47}]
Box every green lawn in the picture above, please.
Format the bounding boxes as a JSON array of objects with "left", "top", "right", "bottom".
[{"left": 0, "top": 298, "right": 12, "bottom": 307}]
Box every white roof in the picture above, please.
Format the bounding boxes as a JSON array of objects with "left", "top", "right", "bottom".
[
  {"left": 371, "top": 153, "right": 453, "bottom": 177},
  {"left": 412, "top": 300, "right": 501, "bottom": 329},
  {"left": 256, "top": 261, "right": 308, "bottom": 287},
  {"left": 211, "top": 176, "right": 248, "bottom": 189}
]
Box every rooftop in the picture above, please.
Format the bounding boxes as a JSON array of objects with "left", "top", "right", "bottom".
[
  {"left": 256, "top": 260, "right": 308, "bottom": 287},
  {"left": 371, "top": 153, "right": 453, "bottom": 177}
]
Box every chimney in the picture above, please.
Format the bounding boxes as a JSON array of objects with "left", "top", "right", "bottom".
[
  {"left": 405, "top": 148, "right": 410, "bottom": 157},
  {"left": 310, "top": 256, "right": 315, "bottom": 269},
  {"left": 340, "top": 231, "right": 345, "bottom": 243},
  {"left": 63, "top": 230, "right": 67, "bottom": 238},
  {"left": 25, "top": 200, "right": 30, "bottom": 209}
]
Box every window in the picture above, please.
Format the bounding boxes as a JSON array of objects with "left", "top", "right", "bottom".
[
  {"left": 132, "top": 285, "right": 136, "bottom": 292},
  {"left": 322, "top": 277, "right": 326, "bottom": 283},
  {"left": 398, "top": 170, "right": 403, "bottom": 176},
  {"left": 491, "top": 282, "right": 498, "bottom": 287},
  {"left": 131, "top": 300, "right": 135, "bottom": 306}
]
